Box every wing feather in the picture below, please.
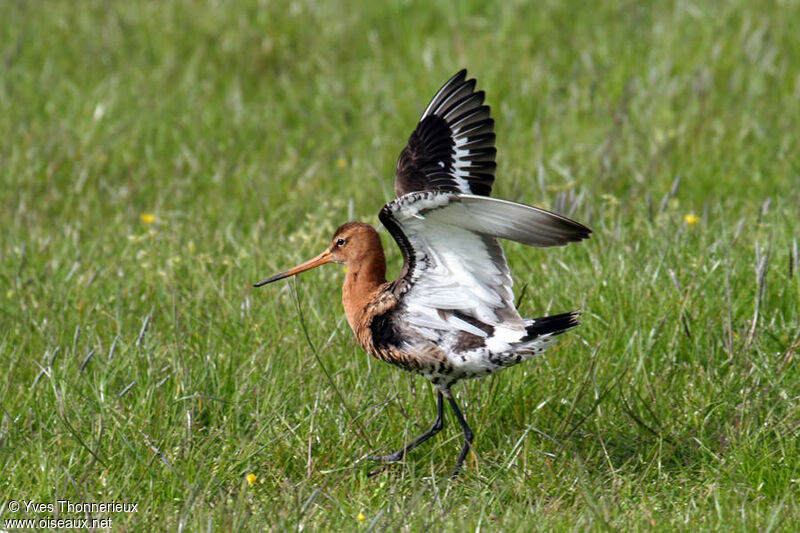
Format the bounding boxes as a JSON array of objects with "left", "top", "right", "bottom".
[
  {"left": 379, "top": 192, "right": 591, "bottom": 337},
  {"left": 445, "top": 195, "right": 591, "bottom": 247},
  {"left": 395, "top": 70, "right": 497, "bottom": 197}
]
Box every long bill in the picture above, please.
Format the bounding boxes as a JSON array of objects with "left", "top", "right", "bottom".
[{"left": 253, "top": 250, "right": 333, "bottom": 287}]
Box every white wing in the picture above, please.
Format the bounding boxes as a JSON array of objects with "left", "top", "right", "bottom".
[{"left": 379, "top": 192, "right": 591, "bottom": 337}]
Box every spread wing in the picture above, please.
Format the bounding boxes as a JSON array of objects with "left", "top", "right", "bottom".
[
  {"left": 394, "top": 69, "right": 496, "bottom": 197},
  {"left": 378, "top": 192, "right": 591, "bottom": 337}
]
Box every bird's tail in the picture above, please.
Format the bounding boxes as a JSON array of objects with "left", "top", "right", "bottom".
[
  {"left": 484, "top": 311, "right": 580, "bottom": 370},
  {"left": 523, "top": 311, "right": 580, "bottom": 341}
]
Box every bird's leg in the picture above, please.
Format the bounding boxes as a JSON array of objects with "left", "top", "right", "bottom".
[
  {"left": 368, "top": 390, "right": 445, "bottom": 463},
  {"left": 446, "top": 394, "right": 474, "bottom": 477}
]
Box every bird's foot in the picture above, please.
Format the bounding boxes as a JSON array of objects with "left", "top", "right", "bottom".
[
  {"left": 364, "top": 451, "right": 406, "bottom": 477},
  {"left": 365, "top": 451, "right": 405, "bottom": 463}
]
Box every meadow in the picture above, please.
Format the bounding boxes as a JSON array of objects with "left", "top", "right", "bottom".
[{"left": 1, "top": 0, "right": 798, "bottom": 530}]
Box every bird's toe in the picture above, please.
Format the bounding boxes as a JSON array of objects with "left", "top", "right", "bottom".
[{"left": 366, "top": 451, "right": 404, "bottom": 463}]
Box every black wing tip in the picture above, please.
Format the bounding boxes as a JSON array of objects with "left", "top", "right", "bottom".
[
  {"left": 570, "top": 221, "right": 593, "bottom": 242},
  {"left": 565, "top": 221, "right": 592, "bottom": 242},
  {"left": 435, "top": 69, "right": 470, "bottom": 98},
  {"left": 439, "top": 69, "right": 483, "bottom": 105},
  {"left": 550, "top": 212, "right": 593, "bottom": 243}
]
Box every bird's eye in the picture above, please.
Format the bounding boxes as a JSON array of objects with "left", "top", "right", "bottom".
[{"left": 336, "top": 238, "right": 346, "bottom": 247}]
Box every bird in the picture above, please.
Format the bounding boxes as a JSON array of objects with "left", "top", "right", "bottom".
[{"left": 254, "top": 69, "right": 591, "bottom": 475}]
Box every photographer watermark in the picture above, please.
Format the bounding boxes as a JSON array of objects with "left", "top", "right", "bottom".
[{"left": 4, "top": 499, "right": 138, "bottom": 530}]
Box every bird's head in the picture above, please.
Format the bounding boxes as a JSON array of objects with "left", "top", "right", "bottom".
[{"left": 253, "top": 222, "right": 383, "bottom": 287}]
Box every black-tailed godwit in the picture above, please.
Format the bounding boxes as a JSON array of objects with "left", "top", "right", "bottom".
[{"left": 255, "top": 70, "right": 591, "bottom": 475}]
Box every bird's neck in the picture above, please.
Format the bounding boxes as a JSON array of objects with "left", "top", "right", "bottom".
[{"left": 342, "top": 249, "right": 387, "bottom": 334}]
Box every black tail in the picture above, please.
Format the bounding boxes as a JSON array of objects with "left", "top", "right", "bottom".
[{"left": 523, "top": 311, "right": 580, "bottom": 340}]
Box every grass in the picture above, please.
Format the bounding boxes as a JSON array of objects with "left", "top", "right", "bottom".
[{"left": 1, "top": 0, "right": 798, "bottom": 530}]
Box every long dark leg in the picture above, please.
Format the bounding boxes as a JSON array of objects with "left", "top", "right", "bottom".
[
  {"left": 447, "top": 394, "right": 474, "bottom": 476},
  {"left": 368, "top": 391, "right": 445, "bottom": 463}
]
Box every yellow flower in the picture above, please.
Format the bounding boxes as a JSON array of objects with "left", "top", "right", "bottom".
[
  {"left": 246, "top": 473, "right": 256, "bottom": 486},
  {"left": 684, "top": 213, "right": 699, "bottom": 226},
  {"left": 336, "top": 158, "right": 347, "bottom": 169},
  {"left": 357, "top": 512, "right": 366, "bottom": 523},
  {"left": 140, "top": 213, "right": 156, "bottom": 225}
]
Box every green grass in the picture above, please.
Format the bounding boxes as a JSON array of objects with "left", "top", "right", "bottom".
[{"left": 2, "top": 0, "right": 799, "bottom": 530}]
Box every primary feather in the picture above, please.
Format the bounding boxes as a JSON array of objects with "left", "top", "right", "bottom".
[{"left": 395, "top": 70, "right": 497, "bottom": 197}]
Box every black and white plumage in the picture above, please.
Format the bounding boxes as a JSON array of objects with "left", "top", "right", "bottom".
[
  {"left": 255, "top": 69, "right": 591, "bottom": 475},
  {"left": 395, "top": 69, "right": 497, "bottom": 197},
  {"left": 375, "top": 191, "right": 589, "bottom": 389}
]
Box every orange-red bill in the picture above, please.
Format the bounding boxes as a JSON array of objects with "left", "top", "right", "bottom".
[{"left": 253, "top": 250, "right": 333, "bottom": 287}]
